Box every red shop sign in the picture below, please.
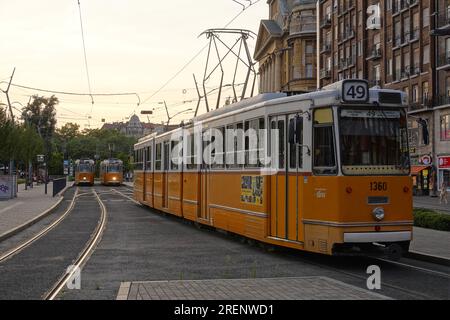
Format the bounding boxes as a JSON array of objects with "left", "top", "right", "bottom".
[{"left": 438, "top": 157, "right": 450, "bottom": 169}]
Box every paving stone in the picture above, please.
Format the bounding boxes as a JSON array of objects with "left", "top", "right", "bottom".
[{"left": 120, "top": 277, "right": 390, "bottom": 300}]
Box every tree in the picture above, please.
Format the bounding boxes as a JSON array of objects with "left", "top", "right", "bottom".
[
  {"left": 21, "top": 95, "right": 58, "bottom": 150},
  {"left": 56, "top": 122, "right": 80, "bottom": 141}
]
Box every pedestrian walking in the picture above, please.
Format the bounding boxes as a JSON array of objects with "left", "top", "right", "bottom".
[{"left": 440, "top": 181, "right": 448, "bottom": 205}]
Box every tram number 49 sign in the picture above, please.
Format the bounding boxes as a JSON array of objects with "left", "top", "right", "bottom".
[{"left": 342, "top": 80, "right": 369, "bottom": 103}]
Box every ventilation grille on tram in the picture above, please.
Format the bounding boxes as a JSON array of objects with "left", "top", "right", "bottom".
[
  {"left": 368, "top": 196, "right": 389, "bottom": 205},
  {"left": 379, "top": 92, "right": 402, "bottom": 104}
]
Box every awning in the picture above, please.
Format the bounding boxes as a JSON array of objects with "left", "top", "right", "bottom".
[{"left": 411, "top": 166, "right": 430, "bottom": 175}]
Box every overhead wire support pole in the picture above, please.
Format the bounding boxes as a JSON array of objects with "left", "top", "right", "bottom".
[
  {"left": 212, "top": 36, "right": 224, "bottom": 110},
  {"left": 193, "top": 74, "right": 203, "bottom": 117},
  {"left": 1, "top": 67, "right": 16, "bottom": 122}
]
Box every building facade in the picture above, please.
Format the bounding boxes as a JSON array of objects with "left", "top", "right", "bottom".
[
  {"left": 317, "top": 0, "right": 450, "bottom": 195},
  {"left": 254, "top": 0, "right": 318, "bottom": 94},
  {"left": 101, "top": 115, "right": 175, "bottom": 138}
]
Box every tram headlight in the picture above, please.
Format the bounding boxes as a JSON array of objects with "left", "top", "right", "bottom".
[{"left": 373, "top": 207, "right": 385, "bottom": 221}]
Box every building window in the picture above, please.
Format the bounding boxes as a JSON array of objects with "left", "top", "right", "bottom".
[
  {"left": 423, "top": 45, "right": 430, "bottom": 65},
  {"left": 404, "top": 87, "right": 409, "bottom": 103},
  {"left": 423, "top": 8, "right": 429, "bottom": 27},
  {"left": 441, "top": 115, "right": 450, "bottom": 141},
  {"left": 387, "top": 58, "right": 393, "bottom": 77},
  {"left": 412, "top": 84, "right": 419, "bottom": 103},
  {"left": 306, "top": 64, "right": 314, "bottom": 78},
  {"left": 422, "top": 82, "right": 429, "bottom": 104}
]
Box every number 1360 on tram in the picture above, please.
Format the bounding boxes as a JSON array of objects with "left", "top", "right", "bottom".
[{"left": 133, "top": 80, "right": 413, "bottom": 260}]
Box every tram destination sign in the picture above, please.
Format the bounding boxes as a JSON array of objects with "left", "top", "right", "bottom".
[{"left": 341, "top": 80, "right": 369, "bottom": 104}]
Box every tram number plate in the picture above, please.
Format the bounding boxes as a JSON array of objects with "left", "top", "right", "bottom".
[
  {"left": 342, "top": 80, "right": 369, "bottom": 103},
  {"left": 370, "top": 182, "right": 388, "bottom": 192}
]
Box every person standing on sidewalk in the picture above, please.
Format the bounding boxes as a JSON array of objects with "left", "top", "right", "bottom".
[{"left": 440, "top": 181, "right": 448, "bottom": 205}]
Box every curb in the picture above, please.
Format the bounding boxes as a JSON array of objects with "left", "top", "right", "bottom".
[
  {"left": 405, "top": 251, "right": 450, "bottom": 267},
  {"left": 0, "top": 187, "right": 71, "bottom": 243}
]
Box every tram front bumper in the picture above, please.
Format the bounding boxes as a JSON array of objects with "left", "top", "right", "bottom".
[{"left": 343, "top": 231, "right": 412, "bottom": 243}]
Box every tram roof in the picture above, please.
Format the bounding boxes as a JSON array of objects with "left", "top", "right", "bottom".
[{"left": 135, "top": 80, "right": 407, "bottom": 148}]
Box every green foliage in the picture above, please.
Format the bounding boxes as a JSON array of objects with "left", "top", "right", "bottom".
[
  {"left": 65, "top": 128, "right": 136, "bottom": 171},
  {"left": 21, "top": 95, "right": 58, "bottom": 153},
  {"left": 414, "top": 209, "right": 450, "bottom": 231}
]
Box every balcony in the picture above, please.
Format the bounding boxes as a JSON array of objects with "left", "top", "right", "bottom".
[
  {"left": 369, "top": 79, "right": 382, "bottom": 87},
  {"left": 338, "top": 56, "right": 356, "bottom": 70},
  {"left": 411, "top": 64, "right": 421, "bottom": 76},
  {"left": 290, "top": 22, "right": 316, "bottom": 36},
  {"left": 401, "top": 66, "right": 411, "bottom": 79},
  {"left": 339, "top": 29, "right": 355, "bottom": 43},
  {"left": 393, "top": 35, "right": 403, "bottom": 48},
  {"left": 435, "top": 95, "right": 450, "bottom": 107},
  {"left": 393, "top": 0, "right": 416, "bottom": 15},
  {"left": 367, "top": 46, "right": 382, "bottom": 60},
  {"left": 437, "top": 53, "right": 450, "bottom": 71},
  {"left": 410, "top": 28, "right": 420, "bottom": 42},
  {"left": 321, "top": 43, "right": 332, "bottom": 53},
  {"left": 320, "top": 69, "right": 331, "bottom": 79},
  {"left": 320, "top": 15, "right": 332, "bottom": 28}
]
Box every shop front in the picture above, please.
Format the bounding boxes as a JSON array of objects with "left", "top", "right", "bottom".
[
  {"left": 438, "top": 156, "right": 450, "bottom": 192},
  {"left": 411, "top": 165, "right": 432, "bottom": 196}
]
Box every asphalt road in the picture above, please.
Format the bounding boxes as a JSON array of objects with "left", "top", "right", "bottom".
[{"left": 56, "top": 185, "right": 450, "bottom": 300}]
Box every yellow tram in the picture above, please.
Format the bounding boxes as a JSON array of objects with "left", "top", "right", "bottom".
[
  {"left": 133, "top": 80, "right": 413, "bottom": 258},
  {"left": 74, "top": 159, "right": 95, "bottom": 186},
  {"left": 100, "top": 158, "right": 124, "bottom": 186}
]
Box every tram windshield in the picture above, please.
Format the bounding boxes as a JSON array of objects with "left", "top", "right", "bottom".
[
  {"left": 78, "top": 164, "right": 93, "bottom": 173},
  {"left": 339, "top": 108, "right": 410, "bottom": 175},
  {"left": 107, "top": 164, "right": 122, "bottom": 173}
]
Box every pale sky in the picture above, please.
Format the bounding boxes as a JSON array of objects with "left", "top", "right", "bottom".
[{"left": 0, "top": 0, "right": 267, "bottom": 129}]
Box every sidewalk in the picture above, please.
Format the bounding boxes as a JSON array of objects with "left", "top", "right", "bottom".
[
  {"left": 0, "top": 183, "right": 62, "bottom": 240},
  {"left": 413, "top": 196, "right": 450, "bottom": 214},
  {"left": 410, "top": 227, "right": 450, "bottom": 260}
]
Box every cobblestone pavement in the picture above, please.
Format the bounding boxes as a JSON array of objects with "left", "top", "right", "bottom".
[
  {"left": 0, "top": 183, "right": 61, "bottom": 238},
  {"left": 119, "top": 277, "right": 390, "bottom": 300}
]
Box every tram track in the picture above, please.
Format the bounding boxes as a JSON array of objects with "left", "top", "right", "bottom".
[
  {"left": 0, "top": 188, "right": 79, "bottom": 263},
  {"left": 0, "top": 188, "right": 107, "bottom": 300},
  {"left": 45, "top": 189, "right": 107, "bottom": 300}
]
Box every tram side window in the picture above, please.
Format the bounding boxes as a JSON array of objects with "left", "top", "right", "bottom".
[
  {"left": 171, "top": 141, "right": 179, "bottom": 171},
  {"left": 278, "top": 120, "right": 285, "bottom": 169},
  {"left": 146, "top": 146, "right": 152, "bottom": 171},
  {"left": 289, "top": 116, "right": 303, "bottom": 170},
  {"left": 236, "top": 122, "right": 244, "bottom": 167},
  {"left": 163, "top": 141, "right": 170, "bottom": 171},
  {"left": 186, "top": 133, "right": 197, "bottom": 170},
  {"left": 244, "top": 118, "right": 264, "bottom": 168},
  {"left": 313, "top": 108, "right": 337, "bottom": 175},
  {"left": 155, "top": 143, "right": 162, "bottom": 171},
  {"left": 211, "top": 127, "right": 225, "bottom": 169}
]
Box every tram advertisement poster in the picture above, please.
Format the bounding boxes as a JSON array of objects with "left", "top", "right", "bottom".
[{"left": 241, "top": 176, "right": 264, "bottom": 205}]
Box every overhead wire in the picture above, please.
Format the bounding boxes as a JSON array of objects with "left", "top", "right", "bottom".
[{"left": 77, "top": 0, "right": 94, "bottom": 110}]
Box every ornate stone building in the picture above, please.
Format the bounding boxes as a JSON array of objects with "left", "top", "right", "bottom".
[
  {"left": 101, "top": 115, "right": 175, "bottom": 138},
  {"left": 254, "top": 0, "right": 318, "bottom": 94}
]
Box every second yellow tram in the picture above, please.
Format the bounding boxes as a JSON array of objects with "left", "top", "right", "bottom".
[
  {"left": 100, "top": 159, "right": 124, "bottom": 186},
  {"left": 133, "top": 80, "right": 413, "bottom": 259}
]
